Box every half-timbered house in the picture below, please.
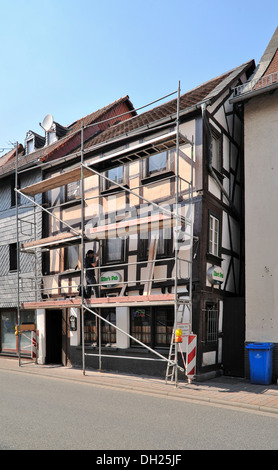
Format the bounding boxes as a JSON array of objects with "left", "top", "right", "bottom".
[{"left": 2, "top": 60, "right": 255, "bottom": 380}]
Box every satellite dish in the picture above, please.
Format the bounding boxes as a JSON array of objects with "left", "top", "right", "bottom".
[{"left": 41, "top": 114, "right": 54, "bottom": 132}]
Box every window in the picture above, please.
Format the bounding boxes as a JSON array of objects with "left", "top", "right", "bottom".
[
  {"left": 65, "top": 180, "right": 80, "bottom": 202},
  {"left": 10, "top": 175, "right": 22, "bottom": 207},
  {"left": 130, "top": 306, "right": 174, "bottom": 349},
  {"left": 107, "top": 167, "right": 124, "bottom": 187},
  {"left": 64, "top": 245, "right": 79, "bottom": 271},
  {"left": 1, "top": 310, "right": 17, "bottom": 352},
  {"left": 211, "top": 131, "right": 221, "bottom": 172},
  {"left": 209, "top": 214, "right": 220, "bottom": 257},
  {"left": 103, "top": 166, "right": 125, "bottom": 191},
  {"left": 47, "top": 131, "right": 56, "bottom": 145},
  {"left": 10, "top": 176, "right": 16, "bottom": 207},
  {"left": 0, "top": 309, "right": 35, "bottom": 354},
  {"left": 205, "top": 302, "right": 218, "bottom": 343},
  {"left": 145, "top": 151, "right": 168, "bottom": 177},
  {"left": 9, "top": 243, "right": 17, "bottom": 271},
  {"left": 140, "top": 228, "right": 172, "bottom": 259},
  {"left": 26, "top": 139, "right": 34, "bottom": 154},
  {"left": 101, "top": 309, "right": 116, "bottom": 345},
  {"left": 104, "top": 237, "right": 124, "bottom": 264},
  {"left": 148, "top": 151, "right": 167, "bottom": 174},
  {"left": 84, "top": 308, "right": 116, "bottom": 346}
]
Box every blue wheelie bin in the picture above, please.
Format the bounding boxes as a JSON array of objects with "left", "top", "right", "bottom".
[{"left": 246, "top": 342, "right": 274, "bottom": 385}]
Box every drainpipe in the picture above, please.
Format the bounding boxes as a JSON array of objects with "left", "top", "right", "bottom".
[{"left": 200, "top": 102, "right": 239, "bottom": 219}]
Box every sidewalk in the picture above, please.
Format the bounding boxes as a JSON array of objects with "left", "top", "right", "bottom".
[{"left": 1, "top": 356, "right": 278, "bottom": 416}]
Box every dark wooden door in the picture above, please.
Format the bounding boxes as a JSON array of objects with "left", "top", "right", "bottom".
[
  {"left": 45, "top": 309, "right": 62, "bottom": 364},
  {"left": 222, "top": 297, "right": 245, "bottom": 377}
]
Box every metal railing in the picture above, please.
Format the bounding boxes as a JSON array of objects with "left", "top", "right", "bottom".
[{"left": 233, "top": 71, "right": 278, "bottom": 98}]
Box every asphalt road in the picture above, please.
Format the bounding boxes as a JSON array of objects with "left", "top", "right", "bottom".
[{"left": 1, "top": 369, "right": 278, "bottom": 451}]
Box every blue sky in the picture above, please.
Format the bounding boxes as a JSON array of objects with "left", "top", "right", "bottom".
[{"left": 0, "top": 0, "right": 277, "bottom": 149}]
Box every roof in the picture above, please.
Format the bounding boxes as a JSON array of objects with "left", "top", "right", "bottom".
[
  {"left": 0, "top": 61, "right": 254, "bottom": 176},
  {"left": 252, "top": 27, "right": 278, "bottom": 81},
  {"left": 231, "top": 27, "right": 278, "bottom": 103},
  {"left": 81, "top": 61, "right": 254, "bottom": 154},
  {"left": 0, "top": 95, "right": 135, "bottom": 177}
]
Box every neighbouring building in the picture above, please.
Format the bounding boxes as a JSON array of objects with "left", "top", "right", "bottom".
[
  {"left": 10, "top": 59, "right": 255, "bottom": 381},
  {"left": 231, "top": 26, "right": 278, "bottom": 380}
]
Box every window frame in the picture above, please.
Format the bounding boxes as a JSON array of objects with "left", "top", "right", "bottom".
[
  {"left": 26, "top": 138, "right": 35, "bottom": 154},
  {"left": 103, "top": 237, "right": 125, "bottom": 265},
  {"left": 143, "top": 149, "right": 173, "bottom": 178},
  {"left": 84, "top": 307, "right": 116, "bottom": 346},
  {"left": 139, "top": 227, "right": 172, "bottom": 260},
  {"left": 208, "top": 213, "right": 221, "bottom": 258},
  {"left": 64, "top": 180, "right": 81, "bottom": 203},
  {"left": 210, "top": 128, "right": 222, "bottom": 174},
  {"left": 145, "top": 151, "right": 168, "bottom": 176},
  {"left": 130, "top": 306, "right": 174, "bottom": 349},
  {"left": 104, "top": 166, "right": 125, "bottom": 190},
  {"left": 204, "top": 301, "right": 219, "bottom": 344},
  {"left": 9, "top": 243, "right": 18, "bottom": 272},
  {"left": 64, "top": 245, "right": 80, "bottom": 271}
]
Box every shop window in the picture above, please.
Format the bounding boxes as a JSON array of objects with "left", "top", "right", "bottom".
[
  {"left": 84, "top": 308, "right": 116, "bottom": 346},
  {"left": 131, "top": 307, "right": 152, "bottom": 346},
  {"left": 205, "top": 302, "right": 218, "bottom": 343},
  {"left": 20, "top": 310, "right": 36, "bottom": 355},
  {"left": 130, "top": 306, "right": 173, "bottom": 349},
  {"left": 1, "top": 310, "right": 17, "bottom": 353},
  {"left": 0, "top": 309, "right": 35, "bottom": 354},
  {"left": 101, "top": 309, "right": 116, "bottom": 345}
]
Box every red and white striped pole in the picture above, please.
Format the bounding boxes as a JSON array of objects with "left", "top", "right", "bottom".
[
  {"left": 31, "top": 330, "right": 39, "bottom": 360},
  {"left": 187, "top": 334, "right": 197, "bottom": 382}
]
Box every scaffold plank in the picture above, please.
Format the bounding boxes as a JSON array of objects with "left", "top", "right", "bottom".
[
  {"left": 20, "top": 131, "right": 190, "bottom": 197},
  {"left": 21, "top": 213, "right": 178, "bottom": 251},
  {"left": 21, "top": 293, "right": 176, "bottom": 309}
]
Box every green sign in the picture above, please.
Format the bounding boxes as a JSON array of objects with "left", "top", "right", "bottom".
[
  {"left": 100, "top": 271, "right": 122, "bottom": 287},
  {"left": 207, "top": 266, "right": 224, "bottom": 285}
]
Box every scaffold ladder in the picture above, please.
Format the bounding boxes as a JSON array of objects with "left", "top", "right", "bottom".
[{"left": 165, "top": 300, "right": 187, "bottom": 383}]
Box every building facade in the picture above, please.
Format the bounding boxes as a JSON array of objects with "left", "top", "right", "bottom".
[
  {"left": 0, "top": 97, "right": 135, "bottom": 360},
  {"left": 1, "top": 61, "right": 255, "bottom": 381},
  {"left": 231, "top": 27, "right": 278, "bottom": 380}
]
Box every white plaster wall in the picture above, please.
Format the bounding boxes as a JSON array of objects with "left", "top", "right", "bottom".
[
  {"left": 244, "top": 94, "right": 278, "bottom": 342},
  {"left": 36, "top": 309, "right": 46, "bottom": 364},
  {"left": 116, "top": 306, "right": 130, "bottom": 348},
  {"left": 69, "top": 307, "right": 81, "bottom": 346}
]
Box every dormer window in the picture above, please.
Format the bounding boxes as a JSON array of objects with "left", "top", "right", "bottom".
[
  {"left": 25, "top": 130, "right": 45, "bottom": 154},
  {"left": 26, "top": 139, "right": 34, "bottom": 154},
  {"left": 46, "top": 131, "right": 57, "bottom": 145},
  {"left": 40, "top": 114, "right": 67, "bottom": 147}
]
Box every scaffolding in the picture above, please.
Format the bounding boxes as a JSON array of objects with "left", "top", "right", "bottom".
[{"left": 15, "top": 82, "right": 195, "bottom": 385}]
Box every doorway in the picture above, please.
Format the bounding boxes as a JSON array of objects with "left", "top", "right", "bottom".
[
  {"left": 45, "top": 309, "right": 62, "bottom": 364},
  {"left": 222, "top": 297, "right": 245, "bottom": 377}
]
